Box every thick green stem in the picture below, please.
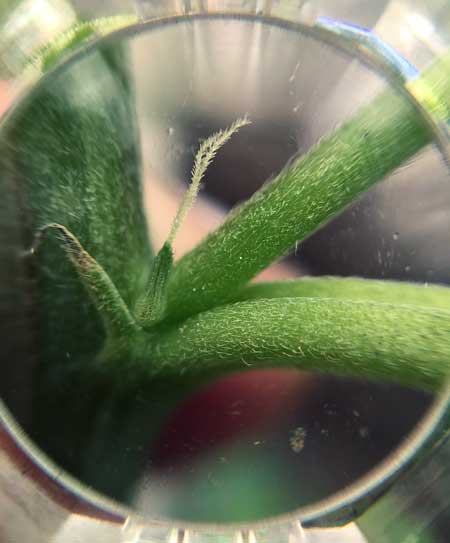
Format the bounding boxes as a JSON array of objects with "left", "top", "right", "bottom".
[
  {"left": 4, "top": 36, "right": 151, "bottom": 501},
  {"left": 233, "top": 276, "right": 450, "bottom": 310},
  {"left": 149, "top": 298, "right": 450, "bottom": 391},
  {"left": 166, "top": 53, "right": 450, "bottom": 322}
]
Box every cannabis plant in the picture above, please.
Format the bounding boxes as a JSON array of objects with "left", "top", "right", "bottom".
[{"left": 3, "top": 28, "right": 450, "bottom": 501}]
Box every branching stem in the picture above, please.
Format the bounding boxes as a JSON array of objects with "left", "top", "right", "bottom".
[{"left": 165, "top": 53, "right": 450, "bottom": 323}]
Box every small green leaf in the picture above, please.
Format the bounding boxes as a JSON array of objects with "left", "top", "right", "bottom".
[
  {"left": 134, "top": 242, "right": 173, "bottom": 328},
  {"left": 32, "top": 223, "right": 137, "bottom": 338}
]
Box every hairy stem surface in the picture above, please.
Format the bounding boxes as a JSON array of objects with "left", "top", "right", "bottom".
[
  {"left": 233, "top": 276, "right": 450, "bottom": 311},
  {"left": 166, "top": 53, "right": 450, "bottom": 322},
  {"left": 148, "top": 298, "right": 450, "bottom": 391}
]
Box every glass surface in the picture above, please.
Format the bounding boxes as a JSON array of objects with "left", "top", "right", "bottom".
[{"left": 0, "top": 1, "right": 449, "bottom": 542}]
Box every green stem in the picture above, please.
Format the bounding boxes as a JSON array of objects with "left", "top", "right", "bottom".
[
  {"left": 233, "top": 276, "right": 450, "bottom": 311},
  {"left": 8, "top": 37, "right": 151, "bottom": 501},
  {"left": 166, "top": 53, "right": 450, "bottom": 323},
  {"left": 149, "top": 298, "right": 450, "bottom": 391}
]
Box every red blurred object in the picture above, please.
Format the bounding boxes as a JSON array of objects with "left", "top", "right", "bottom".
[{"left": 153, "top": 369, "right": 316, "bottom": 468}]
